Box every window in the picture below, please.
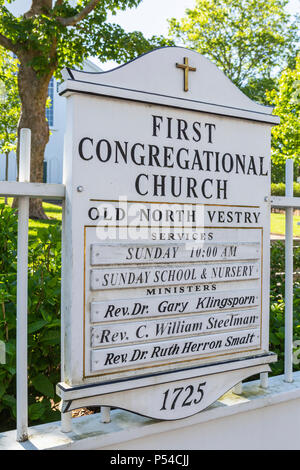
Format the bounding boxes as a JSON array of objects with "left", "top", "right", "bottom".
[{"left": 46, "top": 77, "right": 54, "bottom": 127}]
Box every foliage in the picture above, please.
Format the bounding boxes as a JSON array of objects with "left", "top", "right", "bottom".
[
  {"left": 0, "top": 1, "right": 172, "bottom": 78},
  {"left": 269, "top": 241, "right": 300, "bottom": 375},
  {"left": 271, "top": 163, "right": 286, "bottom": 184},
  {"left": 168, "top": 0, "right": 299, "bottom": 103},
  {"left": 271, "top": 182, "right": 300, "bottom": 197},
  {"left": 266, "top": 55, "right": 300, "bottom": 182},
  {"left": 0, "top": 204, "right": 61, "bottom": 431},
  {"left": 270, "top": 212, "right": 300, "bottom": 238},
  {"left": 0, "top": 46, "right": 20, "bottom": 180}
]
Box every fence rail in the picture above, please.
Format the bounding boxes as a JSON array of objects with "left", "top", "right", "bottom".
[
  {"left": 270, "top": 196, "right": 300, "bottom": 208},
  {"left": 0, "top": 181, "right": 65, "bottom": 199}
]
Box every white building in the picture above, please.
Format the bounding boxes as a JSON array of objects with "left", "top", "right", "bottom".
[
  {"left": 1, "top": 0, "right": 102, "bottom": 184},
  {"left": 43, "top": 59, "right": 101, "bottom": 184}
]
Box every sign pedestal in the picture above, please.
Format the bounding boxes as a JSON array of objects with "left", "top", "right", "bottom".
[{"left": 57, "top": 352, "right": 276, "bottom": 420}]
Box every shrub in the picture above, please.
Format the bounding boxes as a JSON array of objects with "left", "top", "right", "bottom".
[
  {"left": 0, "top": 204, "right": 61, "bottom": 431},
  {"left": 269, "top": 241, "right": 300, "bottom": 375},
  {"left": 271, "top": 182, "right": 300, "bottom": 197}
]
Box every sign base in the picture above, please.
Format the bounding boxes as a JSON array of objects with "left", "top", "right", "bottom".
[{"left": 57, "top": 352, "right": 276, "bottom": 420}]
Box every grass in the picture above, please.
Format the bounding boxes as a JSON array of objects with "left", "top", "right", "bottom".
[
  {"left": 0, "top": 198, "right": 62, "bottom": 237},
  {"left": 1, "top": 199, "right": 300, "bottom": 237},
  {"left": 270, "top": 212, "right": 300, "bottom": 237},
  {"left": 27, "top": 201, "right": 62, "bottom": 237}
]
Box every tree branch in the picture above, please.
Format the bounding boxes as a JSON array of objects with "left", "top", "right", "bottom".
[
  {"left": 57, "top": 0, "right": 101, "bottom": 26},
  {"left": 24, "top": 0, "right": 53, "bottom": 18},
  {"left": 0, "top": 33, "right": 18, "bottom": 54}
]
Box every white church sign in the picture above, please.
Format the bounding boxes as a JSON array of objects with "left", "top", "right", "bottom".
[{"left": 56, "top": 47, "right": 278, "bottom": 419}]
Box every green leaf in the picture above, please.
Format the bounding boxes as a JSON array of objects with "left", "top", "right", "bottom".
[
  {"left": 5, "top": 366, "right": 16, "bottom": 375},
  {"left": 28, "top": 319, "right": 48, "bottom": 334},
  {"left": 2, "top": 394, "right": 16, "bottom": 416},
  {"left": 0, "top": 382, "right": 7, "bottom": 398},
  {"left": 31, "top": 374, "right": 54, "bottom": 398},
  {"left": 28, "top": 402, "right": 46, "bottom": 421}
]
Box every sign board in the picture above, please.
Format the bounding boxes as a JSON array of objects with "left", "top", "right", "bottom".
[{"left": 57, "top": 47, "right": 278, "bottom": 419}]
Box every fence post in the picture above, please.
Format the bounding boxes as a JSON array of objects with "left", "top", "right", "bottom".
[
  {"left": 284, "top": 159, "right": 294, "bottom": 383},
  {"left": 60, "top": 198, "right": 73, "bottom": 433},
  {"left": 16, "top": 129, "right": 31, "bottom": 442}
]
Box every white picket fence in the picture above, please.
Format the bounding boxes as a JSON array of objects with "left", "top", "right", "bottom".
[{"left": 0, "top": 129, "right": 299, "bottom": 443}]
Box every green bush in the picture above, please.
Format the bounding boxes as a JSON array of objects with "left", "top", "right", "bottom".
[
  {"left": 269, "top": 241, "right": 300, "bottom": 375},
  {"left": 271, "top": 182, "right": 300, "bottom": 197},
  {"left": 0, "top": 204, "right": 61, "bottom": 431},
  {"left": 271, "top": 162, "right": 285, "bottom": 184}
]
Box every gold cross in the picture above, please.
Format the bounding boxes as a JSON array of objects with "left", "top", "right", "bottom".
[{"left": 176, "top": 57, "right": 197, "bottom": 92}]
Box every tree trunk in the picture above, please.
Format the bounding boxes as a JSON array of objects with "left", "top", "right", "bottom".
[{"left": 17, "top": 60, "right": 52, "bottom": 219}]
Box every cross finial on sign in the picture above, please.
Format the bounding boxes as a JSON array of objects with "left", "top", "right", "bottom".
[{"left": 176, "top": 57, "right": 197, "bottom": 92}]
